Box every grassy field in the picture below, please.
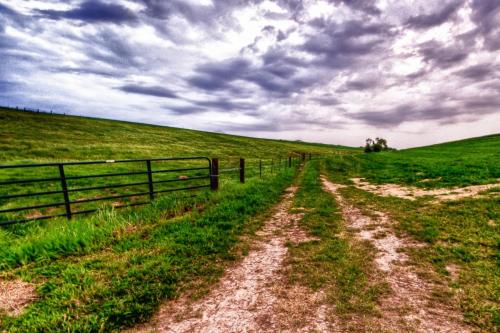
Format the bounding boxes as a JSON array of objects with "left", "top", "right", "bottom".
[
  {"left": 322, "top": 135, "right": 500, "bottom": 331},
  {"left": 0, "top": 107, "right": 352, "bottom": 331},
  {"left": 1, "top": 106, "right": 498, "bottom": 331},
  {"left": 327, "top": 134, "right": 500, "bottom": 188},
  {"left": 0, "top": 107, "right": 353, "bottom": 225}
]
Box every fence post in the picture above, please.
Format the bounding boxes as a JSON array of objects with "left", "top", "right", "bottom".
[
  {"left": 211, "top": 158, "right": 219, "bottom": 190},
  {"left": 271, "top": 159, "right": 274, "bottom": 174},
  {"left": 309, "top": 153, "right": 312, "bottom": 160},
  {"left": 58, "top": 164, "right": 72, "bottom": 220},
  {"left": 146, "top": 160, "right": 154, "bottom": 200},
  {"left": 259, "top": 159, "right": 262, "bottom": 178},
  {"left": 240, "top": 158, "right": 245, "bottom": 183},
  {"left": 288, "top": 156, "right": 292, "bottom": 167}
]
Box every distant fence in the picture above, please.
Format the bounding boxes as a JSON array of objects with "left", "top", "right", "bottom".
[{"left": 0, "top": 154, "right": 314, "bottom": 226}]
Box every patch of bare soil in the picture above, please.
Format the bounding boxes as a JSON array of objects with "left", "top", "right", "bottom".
[
  {"left": 351, "top": 177, "right": 500, "bottom": 201},
  {"left": 321, "top": 176, "right": 471, "bottom": 333},
  {"left": 132, "top": 186, "right": 331, "bottom": 333},
  {"left": 0, "top": 278, "right": 37, "bottom": 316}
]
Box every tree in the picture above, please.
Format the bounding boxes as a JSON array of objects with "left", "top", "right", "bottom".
[{"left": 364, "top": 137, "right": 389, "bottom": 153}]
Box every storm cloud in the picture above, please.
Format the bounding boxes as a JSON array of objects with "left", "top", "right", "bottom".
[
  {"left": 37, "top": 1, "right": 137, "bottom": 24},
  {"left": 0, "top": 0, "right": 498, "bottom": 148}
]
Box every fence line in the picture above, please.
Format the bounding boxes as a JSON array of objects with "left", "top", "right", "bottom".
[{"left": 0, "top": 154, "right": 318, "bottom": 226}]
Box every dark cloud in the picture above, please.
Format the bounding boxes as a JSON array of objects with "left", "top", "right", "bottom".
[
  {"left": 311, "top": 95, "right": 340, "bottom": 106},
  {"left": 464, "top": 95, "right": 500, "bottom": 109},
  {"left": 38, "top": 0, "right": 137, "bottom": 24},
  {"left": 350, "top": 104, "right": 458, "bottom": 126},
  {"left": 405, "top": 1, "right": 463, "bottom": 29},
  {"left": 302, "top": 19, "right": 392, "bottom": 68},
  {"left": 83, "top": 30, "right": 141, "bottom": 68},
  {"left": 118, "top": 84, "right": 177, "bottom": 98},
  {"left": 455, "top": 64, "right": 493, "bottom": 80},
  {"left": 331, "top": 0, "right": 381, "bottom": 16},
  {"left": 187, "top": 56, "right": 315, "bottom": 98},
  {"left": 167, "top": 105, "right": 206, "bottom": 115},
  {"left": 350, "top": 95, "right": 500, "bottom": 127},
  {"left": 0, "top": 3, "right": 31, "bottom": 29},
  {"left": 341, "top": 78, "right": 380, "bottom": 91},
  {"left": 139, "top": 0, "right": 265, "bottom": 25},
  {"left": 470, "top": 0, "right": 500, "bottom": 51},
  {"left": 419, "top": 40, "right": 468, "bottom": 68},
  {"left": 187, "top": 58, "right": 252, "bottom": 91},
  {"left": 0, "top": 80, "right": 18, "bottom": 93},
  {"left": 216, "top": 121, "right": 280, "bottom": 132},
  {"left": 194, "top": 98, "right": 255, "bottom": 111},
  {"left": 0, "top": 3, "right": 18, "bottom": 19}
]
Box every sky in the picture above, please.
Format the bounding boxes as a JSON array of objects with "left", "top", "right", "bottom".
[{"left": 0, "top": 0, "right": 499, "bottom": 148}]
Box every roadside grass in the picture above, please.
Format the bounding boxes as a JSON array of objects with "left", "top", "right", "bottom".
[
  {"left": 0, "top": 168, "right": 297, "bottom": 332},
  {"left": 324, "top": 134, "right": 500, "bottom": 188},
  {"left": 284, "top": 160, "right": 387, "bottom": 330},
  {"left": 324, "top": 162, "right": 499, "bottom": 332},
  {"left": 0, "top": 189, "right": 211, "bottom": 270}
]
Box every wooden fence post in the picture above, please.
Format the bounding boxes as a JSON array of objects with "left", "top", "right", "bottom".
[
  {"left": 288, "top": 156, "right": 292, "bottom": 167},
  {"left": 239, "top": 158, "right": 245, "bottom": 183},
  {"left": 146, "top": 160, "right": 154, "bottom": 200},
  {"left": 58, "top": 164, "right": 72, "bottom": 220},
  {"left": 259, "top": 159, "right": 262, "bottom": 178},
  {"left": 211, "top": 158, "right": 219, "bottom": 190}
]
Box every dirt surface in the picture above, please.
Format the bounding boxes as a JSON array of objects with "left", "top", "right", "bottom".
[
  {"left": 133, "top": 186, "right": 332, "bottom": 333},
  {"left": 322, "top": 176, "right": 472, "bottom": 333},
  {"left": 351, "top": 177, "right": 500, "bottom": 201},
  {"left": 0, "top": 278, "right": 37, "bottom": 316}
]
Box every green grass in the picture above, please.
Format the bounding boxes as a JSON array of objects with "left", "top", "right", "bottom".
[
  {"left": 1, "top": 106, "right": 498, "bottom": 331},
  {"left": 0, "top": 107, "right": 355, "bottom": 224},
  {"left": 0, "top": 169, "right": 297, "bottom": 332},
  {"left": 322, "top": 135, "right": 500, "bottom": 331},
  {"left": 331, "top": 186, "right": 499, "bottom": 331},
  {"left": 0, "top": 107, "right": 345, "bottom": 331},
  {"left": 0, "top": 107, "right": 353, "bottom": 163},
  {"left": 325, "top": 134, "right": 500, "bottom": 188},
  {"left": 284, "top": 160, "right": 387, "bottom": 331}
]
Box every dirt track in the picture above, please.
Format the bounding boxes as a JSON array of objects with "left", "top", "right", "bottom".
[
  {"left": 322, "top": 176, "right": 471, "bottom": 333},
  {"left": 133, "top": 186, "right": 331, "bottom": 333},
  {"left": 131, "top": 177, "right": 472, "bottom": 333}
]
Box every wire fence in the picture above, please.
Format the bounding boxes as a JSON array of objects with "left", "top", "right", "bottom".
[{"left": 0, "top": 154, "right": 317, "bottom": 226}]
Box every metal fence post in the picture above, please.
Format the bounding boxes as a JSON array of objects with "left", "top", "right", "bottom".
[
  {"left": 259, "top": 159, "right": 262, "bottom": 178},
  {"left": 146, "top": 160, "right": 154, "bottom": 200},
  {"left": 240, "top": 158, "right": 245, "bottom": 183},
  {"left": 58, "top": 164, "right": 72, "bottom": 220},
  {"left": 211, "top": 158, "right": 219, "bottom": 190}
]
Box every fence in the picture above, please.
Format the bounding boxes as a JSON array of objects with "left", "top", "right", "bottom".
[{"left": 0, "top": 154, "right": 314, "bottom": 226}]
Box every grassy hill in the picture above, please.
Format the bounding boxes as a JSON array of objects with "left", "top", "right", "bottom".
[
  {"left": 0, "top": 107, "right": 354, "bottom": 163},
  {"left": 327, "top": 133, "right": 500, "bottom": 188}
]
